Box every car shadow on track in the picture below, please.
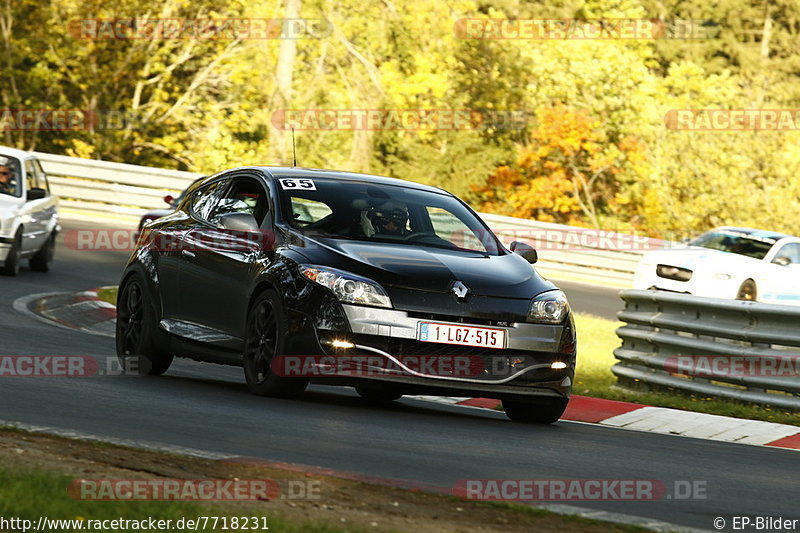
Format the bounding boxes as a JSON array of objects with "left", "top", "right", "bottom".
[{"left": 145, "top": 370, "right": 566, "bottom": 429}]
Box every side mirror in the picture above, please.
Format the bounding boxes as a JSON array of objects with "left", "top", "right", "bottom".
[
  {"left": 773, "top": 256, "right": 791, "bottom": 267},
  {"left": 216, "top": 212, "right": 260, "bottom": 232},
  {"left": 510, "top": 241, "right": 538, "bottom": 264},
  {"left": 163, "top": 194, "right": 175, "bottom": 205},
  {"left": 27, "top": 187, "right": 46, "bottom": 201}
]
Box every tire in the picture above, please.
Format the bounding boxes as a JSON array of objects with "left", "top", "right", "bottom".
[
  {"left": 736, "top": 279, "right": 757, "bottom": 301},
  {"left": 243, "top": 290, "right": 307, "bottom": 397},
  {"left": 1, "top": 229, "right": 22, "bottom": 276},
  {"left": 355, "top": 385, "right": 403, "bottom": 403},
  {"left": 116, "top": 275, "right": 173, "bottom": 375},
  {"left": 502, "top": 397, "right": 569, "bottom": 424},
  {"left": 30, "top": 232, "right": 55, "bottom": 272}
]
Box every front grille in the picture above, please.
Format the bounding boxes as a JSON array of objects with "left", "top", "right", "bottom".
[
  {"left": 656, "top": 264, "right": 693, "bottom": 282},
  {"left": 406, "top": 311, "right": 512, "bottom": 327}
]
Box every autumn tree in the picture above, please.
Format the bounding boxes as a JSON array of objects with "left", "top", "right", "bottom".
[{"left": 473, "top": 104, "right": 643, "bottom": 227}]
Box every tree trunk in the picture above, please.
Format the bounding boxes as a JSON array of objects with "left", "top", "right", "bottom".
[{"left": 270, "top": 0, "right": 301, "bottom": 165}]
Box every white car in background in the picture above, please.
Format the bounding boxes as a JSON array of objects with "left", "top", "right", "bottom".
[
  {"left": 0, "top": 146, "right": 59, "bottom": 276},
  {"left": 634, "top": 227, "right": 800, "bottom": 305}
]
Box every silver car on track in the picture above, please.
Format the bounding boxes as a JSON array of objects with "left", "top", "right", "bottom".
[{"left": 0, "top": 146, "right": 59, "bottom": 276}]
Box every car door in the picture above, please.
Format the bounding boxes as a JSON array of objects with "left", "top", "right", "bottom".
[
  {"left": 179, "top": 172, "right": 273, "bottom": 339},
  {"left": 32, "top": 158, "right": 58, "bottom": 235},
  {"left": 21, "top": 158, "right": 55, "bottom": 253},
  {"left": 156, "top": 177, "right": 230, "bottom": 322}
]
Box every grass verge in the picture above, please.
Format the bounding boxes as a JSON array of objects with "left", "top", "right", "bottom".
[{"left": 96, "top": 286, "right": 118, "bottom": 306}]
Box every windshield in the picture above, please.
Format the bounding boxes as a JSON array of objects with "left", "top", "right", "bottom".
[
  {"left": 690, "top": 230, "right": 775, "bottom": 260},
  {"left": 277, "top": 176, "right": 501, "bottom": 255},
  {"left": 0, "top": 155, "right": 22, "bottom": 198}
]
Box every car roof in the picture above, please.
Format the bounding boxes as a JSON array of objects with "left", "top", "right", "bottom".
[
  {"left": 0, "top": 145, "right": 34, "bottom": 160},
  {"left": 714, "top": 226, "right": 796, "bottom": 241},
  {"left": 254, "top": 166, "right": 451, "bottom": 195}
]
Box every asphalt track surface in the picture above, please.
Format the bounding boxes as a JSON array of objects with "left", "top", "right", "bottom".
[{"left": 1, "top": 217, "right": 798, "bottom": 531}]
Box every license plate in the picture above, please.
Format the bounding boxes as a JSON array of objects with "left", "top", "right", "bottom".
[{"left": 417, "top": 322, "right": 506, "bottom": 349}]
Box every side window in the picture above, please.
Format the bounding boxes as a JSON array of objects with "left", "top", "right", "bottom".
[
  {"left": 24, "top": 160, "right": 38, "bottom": 194},
  {"left": 191, "top": 179, "right": 228, "bottom": 222},
  {"left": 208, "top": 177, "right": 270, "bottom": 226},
  {"left": 775, "top": 243, "right": 800, "bottom": 265},
  {"left": 33, "top": 159, "right": 49, "bottom": 193},
  {"left": 290, "top": 197, "right": 333, "bottom": 227},
  {"left": 25, "top": 159, "right": 48, "bottom": 194}
]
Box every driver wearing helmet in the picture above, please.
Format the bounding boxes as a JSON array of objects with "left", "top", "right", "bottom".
[{"left": 365, "top": 201, "right": 409, "bottom": 236}]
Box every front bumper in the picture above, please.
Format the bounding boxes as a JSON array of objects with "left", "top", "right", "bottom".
[
  {"left": 312, "top": 304, "right": 576, "bottom": 399},
  {"left": 634, "top": 263, "right": 740, "bottom": 299}
]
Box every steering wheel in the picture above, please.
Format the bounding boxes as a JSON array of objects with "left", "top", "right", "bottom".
[
  {"left": 403, "top": 232, "right": 436, "bottom": 242},
  {"left": 403, "top": 232, "right": 458, "bottom": 249}
]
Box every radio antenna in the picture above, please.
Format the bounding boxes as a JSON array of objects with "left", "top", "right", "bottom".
[{"left": 291, "top": 127, "right": 297, "bottom": 167}]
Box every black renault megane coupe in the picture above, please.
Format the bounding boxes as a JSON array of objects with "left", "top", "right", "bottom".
[{"left": 117, "top": 167, "right": 576, "bottom": 423}]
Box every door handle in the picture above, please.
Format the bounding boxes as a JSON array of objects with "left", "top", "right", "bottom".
[{"left": 182, "top": 250, "right": 196, "bottom": 259}]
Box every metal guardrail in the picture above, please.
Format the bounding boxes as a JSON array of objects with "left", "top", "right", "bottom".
[
  {"left": 31, "top": 151, "right": 660, "bottom": 286},
  {"left": 35, "top": 151, "right": 202, "bottom": 217},
  {"left": 613, "top": 289, "right": 800, "bottom": 409}
]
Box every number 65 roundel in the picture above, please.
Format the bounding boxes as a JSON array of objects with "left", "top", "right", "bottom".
[{"left": 279, "top": 178, "right": 316, "bottom": 190}]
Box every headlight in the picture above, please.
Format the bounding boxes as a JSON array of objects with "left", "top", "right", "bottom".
[
  {"left": 300, "top": 265, "right": 392, "bottom": 308},
  {"left": 528, "top": 290, "right": 570, "bottom": 324},
  {"left": 713, "top": 273, "right": 733, "bottom": 280}
]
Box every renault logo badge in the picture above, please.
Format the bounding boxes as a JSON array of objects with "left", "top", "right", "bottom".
[{"left": 451, "top": 281, "right": 470, "bottom": 299}]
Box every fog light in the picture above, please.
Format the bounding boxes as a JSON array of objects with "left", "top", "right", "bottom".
[
  {"left": 551, "top": 362, "right": 567, "bottom": 369},
  {"left": 331, "top": 339, "right": 355, "bottom": 349}
]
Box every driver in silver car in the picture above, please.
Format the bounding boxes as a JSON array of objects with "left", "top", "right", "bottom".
[{"left": 0, "top": 157, "right": 14, "bottom": 195}]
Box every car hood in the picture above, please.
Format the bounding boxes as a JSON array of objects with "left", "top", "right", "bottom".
[
  {"left": 293, "top": 236, "right": 555, "bottom": 299},
  {"left": 641, "top": 246, "right": 758, "bottom": 270}
]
